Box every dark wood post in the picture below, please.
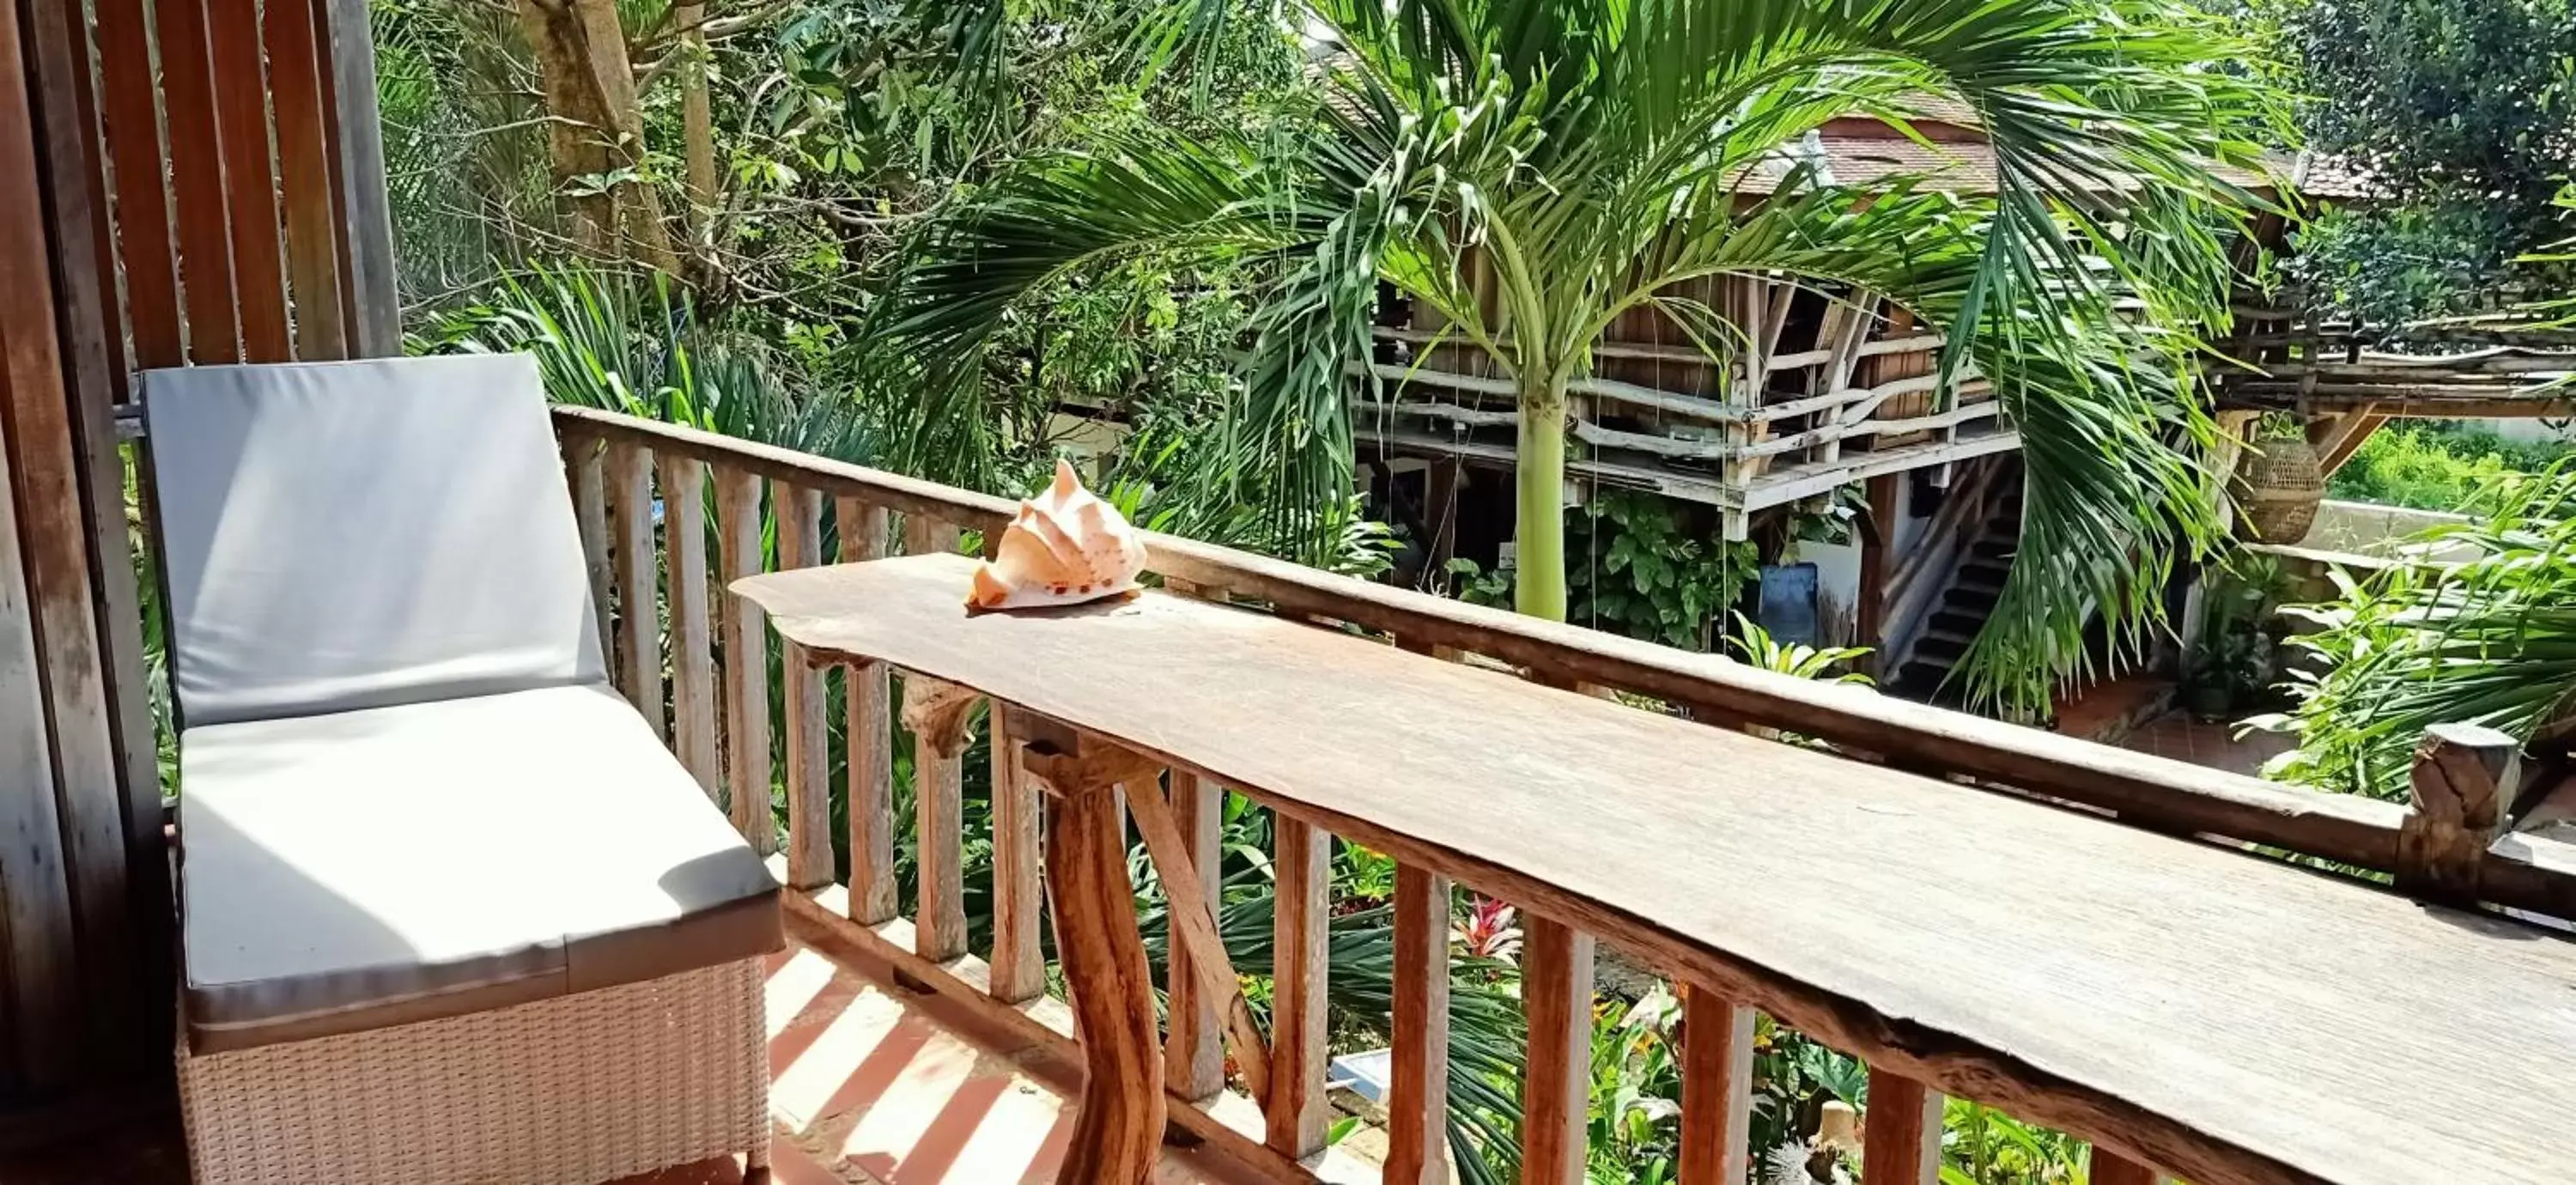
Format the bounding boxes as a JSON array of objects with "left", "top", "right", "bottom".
[{"left": 2397, "top": 723, "right": 2520, "bottom": 903}]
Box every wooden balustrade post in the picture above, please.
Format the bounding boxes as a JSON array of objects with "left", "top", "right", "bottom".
[
  {"left": 1386, "top": 861, "right": 1452, "bottom": 1185},
  {"left": 901, "top": 673, "right": 976, "bottom": 963},
  {"left": 1861, "top": 1069, "right": 1942, "bottom": 1185},
  {"left": 1677, "top": 986, "right": 1755, "bottom": 1185},
  {"left": 714, "top": 465, "right": 773, "bottom": 854},
  {"left": 605, "top": 439, "right": 663, "bottom": 738},
  {"left": 562, "top": 433, "right": 615, "bottom": 667},
  {"left": 1159, "top": 768, "right": 1229, "bottom": 1099},
  {"left": 1021, "top": 731, "right": 1170, "bottom": 1185},
  {"left": 2089, "top": 1149, "right": 2167, "bottom": 1185},
  {"left": 777, "top": 486, "right": 832, "bottom": 888},
  {"left": 835, "top": 495, "right": 897, "bottom": 923},
  {"left": 987, "top": 702, "right": 1045, "bottom": 1003},
  {"left": 2397, "top": 723, "right": 2519, "bottom": 902},
  {"left": 1268, "top": 814, "right": 1334, "bottom": 1160},
  {"left": 1126, "top": 766, "right": 1273, "bottom": 1103},
  {"left": 1520, "top": 915, "right": 1595, "bottom": 1185},
  {"left": 659, "top": 454, "right": 720, "bottom": 796}
]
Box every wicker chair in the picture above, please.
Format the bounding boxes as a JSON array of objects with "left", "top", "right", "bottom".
[{"left": 144, "top": 356, "right": 780, "bottom": 1185}]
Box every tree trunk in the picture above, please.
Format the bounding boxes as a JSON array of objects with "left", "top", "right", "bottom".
[
  {"left": 516, "top": 0, "right": 682, "bottom": 274},
  {"left": 1515, "top": 376, "right": 1569, "bottom": 622},
  {"left": 677, "top": 2, "right": 715, "bottom": 226}
]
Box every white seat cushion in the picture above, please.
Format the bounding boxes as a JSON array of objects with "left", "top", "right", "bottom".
[
  {"left": 179, "top": 684, "right": 780, "bottom": 1052},
  {"left": 144, "top": 356, "right": 605, "bottom": 727}
]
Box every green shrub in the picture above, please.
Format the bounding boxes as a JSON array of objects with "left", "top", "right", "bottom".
[{"left": 2327, "top": 421, "right": 2576, "bottom": 510}]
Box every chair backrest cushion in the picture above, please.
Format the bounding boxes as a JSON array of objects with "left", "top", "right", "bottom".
[{"left": 144, "top": 355, "right": 605, "bottom": 726}]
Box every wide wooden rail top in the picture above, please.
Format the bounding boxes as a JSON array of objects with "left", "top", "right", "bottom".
[{"left": 739, "top": 552, "right": 2576, "bottom": 1185}]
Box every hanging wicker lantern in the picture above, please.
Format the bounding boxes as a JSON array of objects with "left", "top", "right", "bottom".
[{"left": 2236, "top": 429, "right": 2325, "bottom": 544}]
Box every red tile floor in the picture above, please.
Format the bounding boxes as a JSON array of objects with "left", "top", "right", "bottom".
[
  {"left": 0, "top": 943, "right": 1238, "bottom": 1185},
  {"left": 2118, "top": 710, "right": 2296, "bottom": 778}
]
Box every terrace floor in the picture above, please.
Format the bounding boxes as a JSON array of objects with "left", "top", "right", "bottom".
[{"left": 0, "top": 934, "right": 1243, "bottom": 1185}]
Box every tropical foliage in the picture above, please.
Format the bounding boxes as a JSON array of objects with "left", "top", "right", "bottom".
[
  {"left": 2329, "top": 421, "right": 2576, "bottom": 512},
  {"left": 2255, "top": 464, "right": 2576, "bottom": 799},
  {"left": 2266, "top": 0, "right": 2576, "bottom": 325},
  {"left": 873, "top": 0, "right": 2287, "bottom": 720}
]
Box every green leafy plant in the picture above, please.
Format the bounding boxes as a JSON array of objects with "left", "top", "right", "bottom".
[
  {"left": 2330, "top": 421, "right": 2576, "bottom": 512},
  {"left": 1569, "top": 493, "right": 1760, "bottom": 650},
  {"left": 1726, "top": 613, "right": 1873, "bottom": 684},
  {"left": 2252, "top": 463, "right": 2576, "bottom": 799}
]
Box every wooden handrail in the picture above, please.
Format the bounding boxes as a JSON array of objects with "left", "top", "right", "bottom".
[
  {"left": 548, "top": 405, "right": 2576, "bottom": 920},
  {"left": 555, "top": 405, "right": 2576, "bottom": 1185}
]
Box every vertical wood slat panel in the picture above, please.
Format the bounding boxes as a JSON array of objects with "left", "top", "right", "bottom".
[
  {"left": 1862, "top": 1069, "right": 1944, "bottom": 1185},
  {"left": 605, "top": 440, "right": 662, "bottom": 738},
  {"left": 661, "top": 455, "right": 719, "bottom": 797},
  {"left": 903, "top": 514, "right": 967, "bottom": 961},
  {"left": 1677, "top": 987, "right": 1757, "bottom": 1185},
  {"left": 777, "top": 486, "right": 831, "bottom": 889},
  {"left": 835, "top": 495, "right": 896, "bottom": 923},
  {"left": 715, "top": 465, "right": 773, "bottom": 854},
  {"left": 153, "top": 0, "right": 238, "bottom": 362},
  {"left": 90, "top": 0, "right": 180, "bottom": 372},
  {"left": 1520, "top": 915, "right": 1595, "bottom": 1185},
  {"left": 0, "top": 4, "right": 88, "bottom": 1090},
  {"left": 4, "top": 0, "right": 144, "bottom": 1071},
  {"left": 315, "top": 0, "right": 398, "bottom": 356},
  {"left": 24, "top": 0, "right": 175, "bottom": 1071},
  {"left": 987, "top": 701, "right": 1044, "bottom": 1004},
  {"left": 204, "top": 0, "right": 287, "bottom": 361},
  {"left": 1385, "top": 861, "right": 1452, "bottom": 1185},
  {"left": 262, "top": 0, "right": 347, "bottom": 360},
  {"left": 562, "top": 434, "right": 613, "bottom": 672},
  {"left": 1267, "top": 814, "right": 1332, "bottom": 1159},
  {"left": 1163, "top": 769, "right": 1225, "bottom": 1097}
]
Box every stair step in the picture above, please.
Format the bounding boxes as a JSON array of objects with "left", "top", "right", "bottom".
[
  {"left": 1922, "top": 628, "right": 1976, "bottom": 648},
  {"left": 1928, "top": 610, "right": 1984, "bottom": 635}
]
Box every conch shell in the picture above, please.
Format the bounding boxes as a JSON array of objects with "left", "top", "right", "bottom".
[{"left": 967, "top": 459, "right": 1147, "bottom": 611}]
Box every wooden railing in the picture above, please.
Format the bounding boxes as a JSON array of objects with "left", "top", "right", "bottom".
[{"left": 550, "top": 404, "right": 2576, "bottom": 1185}]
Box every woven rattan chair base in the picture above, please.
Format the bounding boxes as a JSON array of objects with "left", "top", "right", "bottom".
[{"left": 179, "top": 958, "right": 769, "bottom": 1185}]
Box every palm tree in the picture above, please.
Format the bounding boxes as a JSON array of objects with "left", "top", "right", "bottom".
[{"left": 876, "top": 0, "right": 2281, "bottom": 702}]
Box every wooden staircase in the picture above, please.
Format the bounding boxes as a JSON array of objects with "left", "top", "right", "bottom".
[{"left": 1893, "top": 482, "right": 2023, "bottom": 700}]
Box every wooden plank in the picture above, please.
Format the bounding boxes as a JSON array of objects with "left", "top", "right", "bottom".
[
  {"left": 904, "top": 514, "right": 967, "bottom": 962},
  {"left": 1046, "top": 779, "right": 1168, "bottom": 1183},
  {"left": 1862, "top": 1070, "right": 1943, "bottom": 1185},
  {"left": 987, "top": 702, "right": 1045, "bottom": 1003},
  {"left": 206, "top": 1, "right": 289, "bottom": 362},
  {"left": 317, "top": 0, "right": 399, "bottom": 356},
  {"left": 779, "top": 878, "right": 1353, "bottom": 1185},
  {"left": 1127, "top": 770, "right": 1272, "bottom": 1103},
  {"left": 1266, "top": 813, "right": 1331, "bottom": 1159},
  {"left": 1520, "top": 915, "right": 1594, "bottom": 1185},
  {"left": 262, "top": 0, "right": 348, "bottom": 360},
  {"left": 1163, "top": 768, "right": 1228, "bottom": 1099},
  {"left": 738, "top": 555, "right": 2576, "bottom": 1185},
  {"left": 90, "top": 0, "right": 179, "bottom": 371},
  {"left": 1385, "top": 861, "right": 1452, "bottom": 1185},
  {"left": 154, "top": 0, "right": 238, "bottom": 362},
  {"left": 0, "top": 9, "right": 88, "bottom": 1088},
  {"left": 562, "top": 410, "right": 2508, "bottom": 902},
  {"left": 660, "top": 455, "right": 720, "bottom": 796},
  {"left": 836, "top": 495, "right": 896, "bottom": 923},
  {"left": 714, "top": 465, "right": 772, "bottom": 854},
  {"left": 776, "top": 487, "right": 830, "bottom": 888},
  {"left": 1677, "top": 987, "right": 1755, "bottom": 1185},
  {"left": 606, "top": 440, "right": 663, "bottom": 737}
]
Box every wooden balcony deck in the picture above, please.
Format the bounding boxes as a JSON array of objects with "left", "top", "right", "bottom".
[{"left": 0, "top": 934, "right": 1279, "bottom": 1185}]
